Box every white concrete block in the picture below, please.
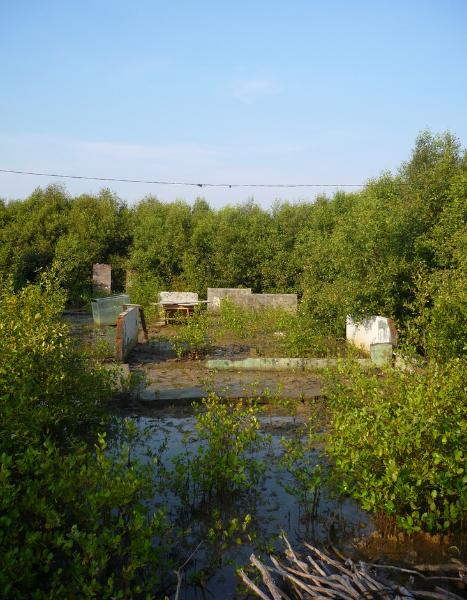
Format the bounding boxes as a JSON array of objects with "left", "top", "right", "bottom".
[
  {"left": 346, "top": 315, "right": 398, "bottom": 352},
  {"left": 158, "top": 292, "right": 198, "bottom": 304}
]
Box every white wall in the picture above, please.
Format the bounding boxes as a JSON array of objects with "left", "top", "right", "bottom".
[
  {"left": 207, "top": 288, "right": 251, "bottom": 311},
  {"left": 346, "top": 315, "right": 398, "bottom": 352}
]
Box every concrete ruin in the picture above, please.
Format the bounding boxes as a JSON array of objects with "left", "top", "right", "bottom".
[
  {"left": 92, "top": 264, "right": 111, "bottom": 294},
  {"left": 346, "top": 315, "right": 398, "bottom": 352},
  {"left": 207, "top": 288, "right": 252, "bottom": 311},
  {"left": 115, "top": 305, "right": 139, "bottom": 362},
  {"left": 228, "top": 293, "right": 298, "bottom": 312},
  {"left": 370, "top": 343, "right": 394, "bottom": 366},
  {"left": 158, "top": 291, "right": 199, "bottom": 303},
  {"left": 205, "top": 357, "right": 374, "bottom": 371}
]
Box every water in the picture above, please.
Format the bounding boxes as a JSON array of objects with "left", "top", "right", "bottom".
[
  {"left": 63, "top": 312, "right": 467, "bottom": 598},
  {"left": 111, "top": 404, "right": 390, "bottom": 599}
]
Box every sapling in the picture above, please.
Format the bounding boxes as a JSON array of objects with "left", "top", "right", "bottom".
[
  {"left": 279, "top": 414, "right": 324, "bottom": 521},
  {"left": 262, "top": 381, "right": 284, "bottom": 428},
  {"left": 169, "top": 392, "right": 268, "bottom": 508}
]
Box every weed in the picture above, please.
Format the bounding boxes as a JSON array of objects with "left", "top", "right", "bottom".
[
  {"left": 279, "top": 414, "right": 324, "bottom": 521},
  {"left": 170, "top": 308, "right": 211, "bottom": 359},
  {"left": 170, "top": 393, "right": 268, "bottom": 508},
  {"left": 262, "top": 381, "right": 284, "bottom": 428}
]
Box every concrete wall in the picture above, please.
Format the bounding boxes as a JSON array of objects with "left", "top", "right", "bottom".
[
  {"left": 228, "top": 293, "right": 298, "bottom": 312},
  {"left": 92, "top": 264, "right": 111, "bottom": 294},
  {"left": 158, "top": 291, "right": 198, "bottom": 303},
  {"left": 115, "top": 305, "right": 139, "bottom": 362},
  {"left": 370, "top": 343, "right": 394, "bottom": 366},
  {"left": 205, "top": 357, "right": 373, "bottom": 371},
  {"left": 207, "top": 288, "right": 251, "bottom": 311},
  {"left": 346, "top": 315, "right": 398, "bottom": 352}
]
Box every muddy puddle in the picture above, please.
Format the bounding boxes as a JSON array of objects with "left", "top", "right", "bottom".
[{"left": 64, "top": 311, "right": 467, "bottom": 599}]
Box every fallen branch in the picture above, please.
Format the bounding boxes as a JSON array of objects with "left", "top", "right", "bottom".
[{"left": 240, "top": 535, "right": 466, "bottom": 600}]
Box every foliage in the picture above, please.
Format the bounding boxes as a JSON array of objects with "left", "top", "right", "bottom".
[
  {"left": 170, "top": 394, "right": 267, "bottom": 507},
  {"left": 169, "top": 308, "right": 211, "bottom": 358},
  {"left": 219, "top": 298, "right": 254, "bottom": 339},
  {"left": 274, "top": 309, "right": 352, "bottom": 358},
  {"left": 2, "top": 131, "right": 467, "bottom": 359},
  {"left": 279, "top": 406, "right": 324, "bottom": 521},
  {"left": 322, "top": 359, "right": 467, "bottom": 533},
  {"left": 4, "top": 127, "right": 467, "bottom": 586},
  {"left": 0, "top": 270, "right": 114, "bottom": 449},
  {"left": 0, "top": 272, "right": 181, "bottom": 598},
  {"left": 0, "top": 185, "right": 131, "bottom": 307},
  {"left": 187, "top": 511, "right": 254, "bottom": 587},
  {"left": 262, "top": 382, "right": 285, "bottom": 427},
  {"left": 218, "top": 300, "right": 355, "bottom": 358},
  {"left": 1, "top": 434, "right": 173, "bottom": 599}
]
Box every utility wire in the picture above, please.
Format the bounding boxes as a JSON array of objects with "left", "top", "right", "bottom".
[
  {"left": 0, "top": 168, "right": 466, "bottom": 188},
  {"left": 0, "top": 169, "right": 363, "bottom": 187}
]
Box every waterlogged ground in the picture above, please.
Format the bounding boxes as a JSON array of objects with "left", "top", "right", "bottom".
[
  {"left": 65, "top": 311, "right": 467, "bottom": 599},
  {"left": 119, "top": 402, "right": 467, "bottom": 599},
  {"left": 119, "top": 403, "right": 369, "bottom": 599}
]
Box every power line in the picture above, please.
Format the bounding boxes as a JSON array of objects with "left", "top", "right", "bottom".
[
  {"left": 0, "top": 169, "right": 363, "bottom": 187},
  {"left": 0, "top": 168, "right": 466, "bottom": 188}
]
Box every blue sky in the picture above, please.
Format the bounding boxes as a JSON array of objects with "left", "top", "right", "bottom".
[{"left": 1, "top": 0, "right": 466, "bottom": 208}]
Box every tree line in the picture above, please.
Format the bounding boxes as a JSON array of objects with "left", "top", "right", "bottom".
[{"left": 1, "top": 129, "right": 467, "bottom": 359}]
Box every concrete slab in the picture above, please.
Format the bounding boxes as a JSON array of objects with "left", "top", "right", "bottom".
[
  {"left": 346, "top": 315, "right": 398, "bottom": 352},
  {"left": 116, "top": 305, "right": 139, "bottom": 362},
  {"left": 158, "top": 292, "right": 199, "bottom": 303},
  {"left": 205, "top": 357, "right": 374, "bottom": 371},
  {"left": 138, "top": 367, "right": 324, "bottom": 406},
  {"left": 370, "top": 343, "right": 393, "bottom": 367}
]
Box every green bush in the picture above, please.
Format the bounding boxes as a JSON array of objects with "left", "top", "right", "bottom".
[
  {"left": 279, "top": 415, "right": 324, "bottom": 520},
  {"left": 169, "top": 308, "right": 211, "bottom": 358},
  {"left": 323, "top": 359, "right": 467, "bottom": 533},
  {"left": 0, "top": 271, "right": 113, "bottom": 447},
  {"left": 170, "top": 394, "right": 267, "bottom": 507},
  {"left": 1, "top": 435, "right": 172, "bottom": 599},
  {"left": 0, "top": 273, "right": 174, "bottom": 598},
  {"left": 218, "top": 299, "right": 350, "bottom": 357}
]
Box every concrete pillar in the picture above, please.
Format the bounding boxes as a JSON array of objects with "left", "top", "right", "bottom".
[{"left": 92, "top": 264, "right": 111, "bottom": 294}]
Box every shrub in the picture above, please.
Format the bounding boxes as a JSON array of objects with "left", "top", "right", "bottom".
[
  {"left": 0, "top": 272, "right": 174, "bottom": 598},
  {"left": 169, "top": 309, "right": 211, "bottom": 359},
  {"left": 170, "top": 394, "right": 267, "bottom": 507},
  {"left": 0, "top": 435, "right": 172, "bottom": 599},
  {"left": 323, "top": 359, "right": 467, "bottom": 533},
  {"left": 0, "top": 270, "right": 114, "bottom": 448}
]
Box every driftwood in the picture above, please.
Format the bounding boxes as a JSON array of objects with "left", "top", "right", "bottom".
[{"left": 239, "top": 535, "right": 467, "bottom": 600}]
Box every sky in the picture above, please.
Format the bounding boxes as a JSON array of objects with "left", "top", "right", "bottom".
[{"left": 1, "top": 0, "right": 466, "bottom": 209}]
